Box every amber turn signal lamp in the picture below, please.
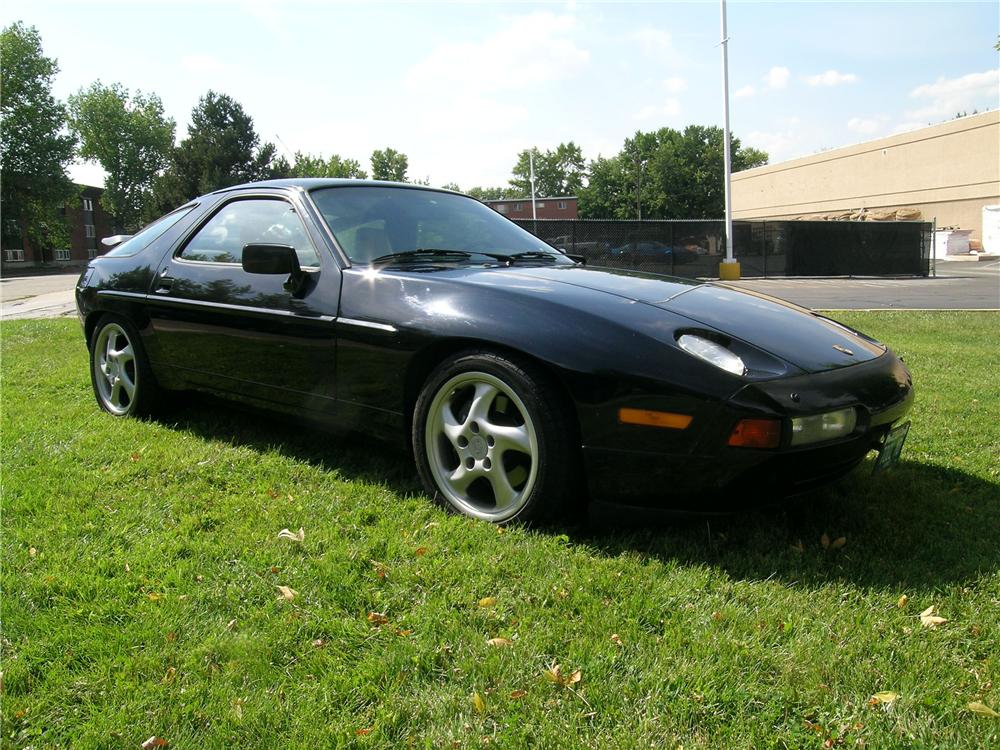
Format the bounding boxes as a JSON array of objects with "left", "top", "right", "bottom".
[
  {"left": 728, "top": 418, "right": 782, "bottom": 448},
  {"left": 618, "top": 408, "right": 693, "bottom": 430}
]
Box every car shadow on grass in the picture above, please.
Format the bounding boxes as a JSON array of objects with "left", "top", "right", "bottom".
[
  {"left": 575, "top": 461, "right": 1000, "bottom": 590},
  {"left": 160, "top": 395, "right": 997, "bottom": 591}
]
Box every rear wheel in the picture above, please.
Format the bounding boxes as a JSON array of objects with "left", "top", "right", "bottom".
[
  {"left": 413, "top": 351, "right": 575, "bottom": 523},
  {"left": 89, "top": 315, "right": 161, "bottom": 417}
]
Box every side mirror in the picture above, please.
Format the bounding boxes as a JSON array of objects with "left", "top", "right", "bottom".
[
  {"left": 242, "top": 243, "right": 299, "bottom": 274},
  {"left": 242, "top": 243, "right": 308, "bottom": 295},
  {"left": 101, "top": 234, "right": 133, "bottom": 249}
]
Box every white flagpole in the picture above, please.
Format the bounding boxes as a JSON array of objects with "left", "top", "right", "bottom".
[
  {"left": 530, "top": 150, "right": 538, "bottom": 222},
  {"left": 719, "top": 0, "right": 739, "bottom": 279}
]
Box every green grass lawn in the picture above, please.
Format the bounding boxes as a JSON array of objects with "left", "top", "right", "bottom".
[{"left": 2, "top": 312, "right": 998, "bottom": 749}]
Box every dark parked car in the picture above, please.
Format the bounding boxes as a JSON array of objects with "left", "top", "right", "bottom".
[{"left": 76, "top": 179, "right": 913, "bottom": 522}]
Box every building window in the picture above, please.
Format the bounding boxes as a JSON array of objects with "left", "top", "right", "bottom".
[
  {"left": 4, "top": 248, "right": 25, "bottom": 262},
  {"left": 558, "top": 201, "right": 567, "bottom": 210},
  {"left": 496, "top": 204, "right": 508, "bottom": 214},
  {"left": 88, "top": 248, "right": 98, "bottom": 259},
  {"left": 83, "top": 197, "right": 94, "bottom": 212},
  {"left": 85, "top": 224, "right": 96, "bottom": 238},
  {"left": 537, "top": 202, "right": 545, "bottom": 209},
  {"left": 55, "top": 249, "right": 71, "bottom": 261},
  {"left": 514, "top": 202, "right": 523, "bottom": 211}
]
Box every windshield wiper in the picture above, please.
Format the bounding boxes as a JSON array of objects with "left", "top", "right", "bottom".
[
  {"left": 507, "top": 251, "right": 560, "bottom": 263},
  {"left": 370, "top": 249, "right": 472, "bottom": 265}
]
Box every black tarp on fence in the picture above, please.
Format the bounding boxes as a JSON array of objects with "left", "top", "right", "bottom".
[{"left": 512, "top": 219, "right": 932, "bottom": 278}]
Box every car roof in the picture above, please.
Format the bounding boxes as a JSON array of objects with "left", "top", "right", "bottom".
[{"left": 215, "top": 178, "right": 464, "bottom": 196}]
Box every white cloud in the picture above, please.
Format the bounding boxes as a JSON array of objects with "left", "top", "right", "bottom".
[
  {"left": 635, "top": 98, "right": 681, "bottom": 121},
  {"left": 847, "top": 115, "right": 887, "bottom": 134},
  {"left": 806, "top": 70, "right": 858, "bottom": 86},
  {"left": 746, "top": 128, "right": 800, "bottom": 161},
  {"left": 663, "top": 75, "right": 687, "bottom": 93},
  {"left": 734, "top": 85, "right": 756, "bottom": 98},
  {"left": 764, "top": 66, "right": 790, "bottom": 90},
  {"left": 405, "top": 12, "right": 588, "bottom": 93},
  {"left": 905, "top": 68, "right": 999, "bottom": 119},
  {"left": 631, "top": 27, "right": 676, "bottom": 61}
]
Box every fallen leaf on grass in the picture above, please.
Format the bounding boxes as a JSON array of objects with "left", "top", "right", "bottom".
[
  {"left": 821, "top": 533, "right": 830, "bottom": 549},
  {"left": 233, "top": 698, "right": 244, "bottom": 720},
  {"left": 277, "top": 585, "right": 298, "bottom": 602},
  {"left": 367, "top": 611, "right": 389, "bottom": 626},
  {"left": 130, "top": 452, "right": 141, "bottom": 462},
  {"left": 277, "top": 527, "right": 305, "bottom": 542},
  {"left": 146, "top": 593, "right": 163, "bottom": 602},
  {"left": 414, "top": 547, "right": 428, "bottom": 557},
  {"left": 28, "top": 547, "right": 37, "bottom": 558},
  {"left": 477, "top": 597, "right": 497, "bottom": 608},
  {"left": 510, "top": 689, "right": 527, "bottom": 699},
  {"left": 471, "top": 691, "right": 486, "bottom": 714},
  {"left": 141, "top": 737, "right": 168, "bottom": 749},
  {"left": 870, "top": 691, "right": 899, "bottom": 705},
  {"left": 543, "top": 662, "right": 582, "bottom": 687},
  {"left": 312, "top": 638, "right": 325, "bottom": 648},
  {"left": 355, "top": 728, "right": 373, "bottom": 736},
  {"left": 830, "top": 536, "right": 847, "bottom": 549},
  {"left": 897, "top": 594, "right": 909, "bottom": 608},
  {"left": 161, "top": 667, "right": 176, "bottom": 684},
  {"left": 226, "top": 619, "right": 237, "bottom": 631},
  {"left": 967, "top": 701, "right": 1000, "bottom": 718},
  {"left": 919, "top": 606, "right": 947, "bottom": 628},
  {"left": 610, "top": 634, "right": 623, "bottom": 646},
  {"left": 486, "top": 637, "right": 512, "bottom": 647}
]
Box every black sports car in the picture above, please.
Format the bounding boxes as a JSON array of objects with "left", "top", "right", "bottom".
[{"left": 76, "top": 179, "right": 913, "bottom": 522}]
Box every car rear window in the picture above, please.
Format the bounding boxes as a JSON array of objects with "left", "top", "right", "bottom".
[{"left": 102, "top": 206, "right": 196, "bottom": 258}]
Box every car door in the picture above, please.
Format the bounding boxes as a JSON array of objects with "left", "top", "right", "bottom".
[{"left": 145, "top": 190, "right": 341, "bottom": 412}]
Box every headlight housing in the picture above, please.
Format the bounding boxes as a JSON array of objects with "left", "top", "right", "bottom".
[
  {"left": 677, "top": 334, "right": 746, "bottom": 376},
  {"left": 790, "top": 407, "right": 857, "bottom": 446}
]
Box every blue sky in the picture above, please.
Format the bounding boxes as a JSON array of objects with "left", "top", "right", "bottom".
[{"left": 4, "top": 0, "right": 998, "bottom": 189}]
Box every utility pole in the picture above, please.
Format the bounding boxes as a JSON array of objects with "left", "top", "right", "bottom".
[{"left": 719, "top": 0, "right": 740, "bottom": 280}]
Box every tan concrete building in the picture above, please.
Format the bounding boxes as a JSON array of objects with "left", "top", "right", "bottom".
[{"left": 732, "top": 110, "right": 1000, "bottom": 239}]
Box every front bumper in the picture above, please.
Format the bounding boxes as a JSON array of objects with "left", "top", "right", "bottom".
[{"left": 582, "top": 351, "right": 913, "bottom": 512}]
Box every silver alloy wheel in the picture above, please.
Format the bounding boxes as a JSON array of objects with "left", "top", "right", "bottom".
[
  {"left": 93, "top": 323, "right": 138, "bottom": 416},
  {"left": 425, "top": 371, "right": 539, "bottom": 521}
]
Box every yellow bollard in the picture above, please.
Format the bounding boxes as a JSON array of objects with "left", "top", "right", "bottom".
[{"left": 718, "top": 260, "right": 741, "bottom": 280}]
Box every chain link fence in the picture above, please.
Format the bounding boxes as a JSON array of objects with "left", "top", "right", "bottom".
[{"left": 513, "top": 219, "right": 932, "bottom": 278}]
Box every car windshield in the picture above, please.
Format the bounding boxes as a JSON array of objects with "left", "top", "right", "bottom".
[{"left": 309, "top": 186, "right": 570, "bottom": 265}]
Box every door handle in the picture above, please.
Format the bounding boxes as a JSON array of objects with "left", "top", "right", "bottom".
[{"left": 154, "top": 275, "right": 175, "bottom": 294}]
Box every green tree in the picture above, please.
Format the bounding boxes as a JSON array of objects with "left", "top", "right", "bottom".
[
  {"left": 439, "top": 182, "right": 462, "bottom": 192},
  {"left": 578, "top": 126, "right": 768, "bottom": 219},
  {"left": 152, "top": 91, "right": 280, "bottom": 212},
  {"left": 370, "top": 147, "right": 408, "bottom": 181},
  {"left": 286, "top": 151, "right": 367, "bottom": 179},
  {"left": 0, "top": 22, "right": 76, "bottom": 257},
  {"left": 68, "top": 82, "right": 175, "bottom": 231},
  {"left": 466, "top": 186, "right": 515, "bottom": 201},
  {"left": 509, "top": 142, "right": 586, "bottom": 197}
]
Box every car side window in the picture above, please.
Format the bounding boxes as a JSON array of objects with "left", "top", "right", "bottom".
[{"left": 180, "top": 198, "right": 320, "bottom": 268}]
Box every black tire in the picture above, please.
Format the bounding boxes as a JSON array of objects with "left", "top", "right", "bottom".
[
  {"left": 88, "top": 314, "right": 163, "bottom": 418},
  {"left": 412, "top": 350, "right": 577, "bottom": 524}
]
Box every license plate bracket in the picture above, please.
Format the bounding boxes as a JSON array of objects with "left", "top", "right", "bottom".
[{"left": 874, "top": 421, "right": 910, "bottom": 472}]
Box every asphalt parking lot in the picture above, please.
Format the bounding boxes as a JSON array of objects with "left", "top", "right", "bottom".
[{"left": 1, "top": 260, "right": 997, "bottom": 321}]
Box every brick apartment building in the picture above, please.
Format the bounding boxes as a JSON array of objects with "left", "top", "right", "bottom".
[
  {"left": 481, "top": 196, "right": 578, "bottom": 220},
  {"left": 2, "top": 185, "right": 114, "bottom": 271}
]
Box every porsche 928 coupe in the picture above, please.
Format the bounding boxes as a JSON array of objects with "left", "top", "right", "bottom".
[{"left": 76, "top": 180, "right": 913, "bottom": 522}]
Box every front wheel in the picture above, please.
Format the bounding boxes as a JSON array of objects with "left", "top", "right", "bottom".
[
  {"left": 89, "top": 315, "right": 161, "bottom": 417},
  {"left": 412, "top": 351, "right": 575, "bottom": 524}
]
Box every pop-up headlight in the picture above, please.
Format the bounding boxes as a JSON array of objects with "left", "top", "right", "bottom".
[{"left": 677, "top": 334, "right": 746, "bottom": 376}]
